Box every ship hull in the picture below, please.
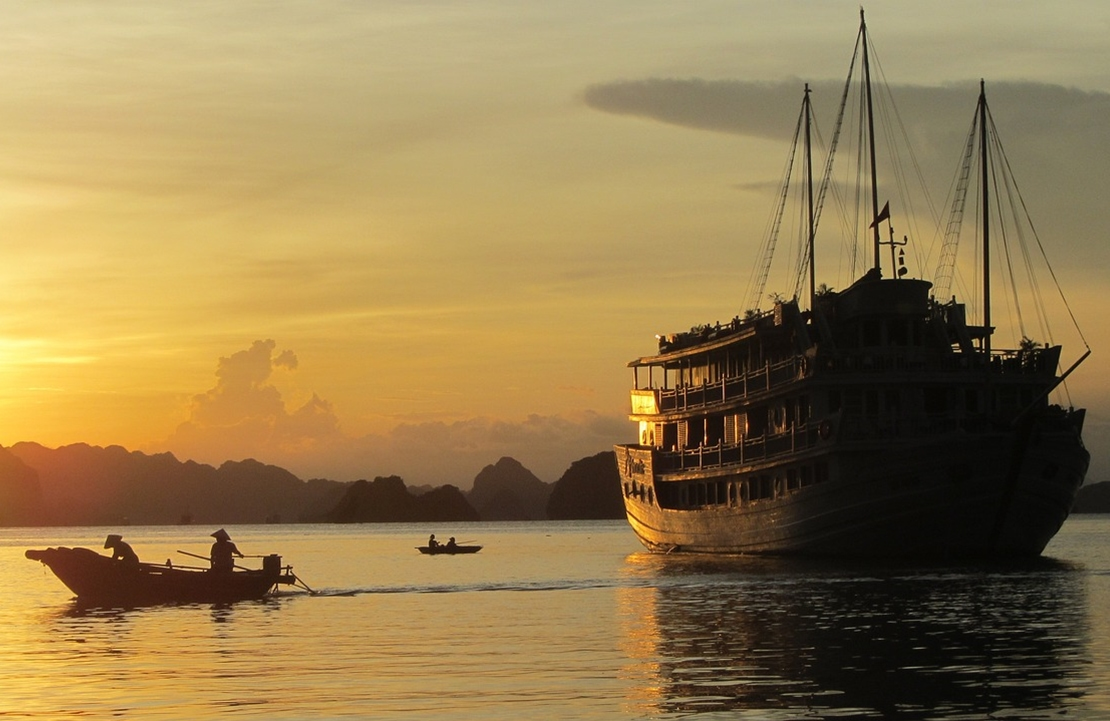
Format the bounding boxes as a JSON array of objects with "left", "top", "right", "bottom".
[{"left": 616, "top": 417, "right": 1087, "bottom": 558}]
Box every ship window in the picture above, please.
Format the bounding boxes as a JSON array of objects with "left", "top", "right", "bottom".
[
  {"left": 863, "top": 320, "right": 881, "bottom": 346},
  {"left": 747, "top": 408, "right": 767, "bottom": 437},
  {"left": 924, "top": 388, "right": 947, "bottom": 415},
  {"left": 656, "top": 483, "right": 678, "bottom": 509},
  {"left": 865, "top": 390, "right": 879, "bottom": 416},
  {"left": 997, "top": 387, "right": 1020, "bottom": 413},
  {"left": 725, "top": 415, "right": 738, "bottom": 445},
  {"left": 889, "top": 320, "right": 908, "bottom": 346},
  {"left": 662, "top": 423, "right": 678, "bottom": 450},
  {"left": 705, "top": 416, "right": 724, "bottom": 446},
  {"left": 770, "top": 405, "right": 784, "bottom": 432}
]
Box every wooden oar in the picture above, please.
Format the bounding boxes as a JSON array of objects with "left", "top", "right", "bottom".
[
  {"left": 290, "top": 572, "right": 317, "bottom": 595},
  {"left": 144, "top": 560, "right": 208, "bottom": 571},
  {"left": 176, "top": 548, "right": 252, "bottom": 571}
]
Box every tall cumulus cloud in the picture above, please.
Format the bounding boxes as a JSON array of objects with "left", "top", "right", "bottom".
[
  {"left": 152, "top": 340, "right": 624, "bottom": 487},
  {"left": 159, "top": 340, "right": 342, "bottom": 465}
]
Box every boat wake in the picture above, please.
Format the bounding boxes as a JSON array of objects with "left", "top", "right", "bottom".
[{"left": 290, "top": 578, "right": 628, "bottom": 598}]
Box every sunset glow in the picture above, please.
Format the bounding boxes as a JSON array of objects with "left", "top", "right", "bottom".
[{"left": 1, "top": 2, "right": 1107, "bottom": 487}]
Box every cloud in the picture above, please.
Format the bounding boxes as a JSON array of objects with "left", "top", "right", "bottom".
[
  {"left": 584, "top": 78, "right": 814, "bottom": 141},
  {"left": 152, "top": 340, "right": 625, "bottom": 487},
  {"left": 584, "top": 77, "right": 1110, "bottom": 276},
  {"left": 583, "top": 78, "right": 1110, "bottom": 147},
  {"left": 158, "top": 339, "right": 344, "bottom": 462}
]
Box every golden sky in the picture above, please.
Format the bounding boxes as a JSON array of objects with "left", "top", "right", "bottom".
[{"left": 1, "top": 2, "right": 1108, "bottom": 487}]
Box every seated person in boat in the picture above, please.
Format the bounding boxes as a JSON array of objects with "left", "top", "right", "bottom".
[
  {"left": 209, "top": 528, "right": 244, "bottom": 572},
  {"left": 104, "top": 534, "right": 140, "bottom": 570},
  {"left": 428, "top": 533, "right": 439, "bottom": 550},
  {"left": 446, "top": 537, "right": 458, "bottom": 550}
]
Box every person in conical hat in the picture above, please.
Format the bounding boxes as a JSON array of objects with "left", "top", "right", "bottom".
[
  {"left": 104, "top": 534, "right": 139, "bottom": 570},
  {"left": 209, "top": 529, "right": 243, "bottom": 572}
]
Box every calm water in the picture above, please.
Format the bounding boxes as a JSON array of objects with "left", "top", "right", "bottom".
[{"left": 3, "top": 518, "right": 1110, "bottom": 719}]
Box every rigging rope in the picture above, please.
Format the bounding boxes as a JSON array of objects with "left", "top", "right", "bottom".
[
  {"left": 744, "top": 95, "right": 804, "bottom": 313},
  {"left": 933, "top": 109, "right": 977, "bottom": 301}
]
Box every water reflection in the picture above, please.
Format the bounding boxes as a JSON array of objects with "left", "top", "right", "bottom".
[{"left": 619, "top": 553, "right": 1090, "bottom": 719}]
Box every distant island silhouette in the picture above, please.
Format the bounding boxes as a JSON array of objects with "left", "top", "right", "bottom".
[
  {"left": 1070, "top": 480, "right": 1110, "bottom": 514},
  {"left": 4, "top": 440, "right": 1103, "bottom": 527},
  {"left": 0, "top": 442, "right": 624, "bottom": 526}
]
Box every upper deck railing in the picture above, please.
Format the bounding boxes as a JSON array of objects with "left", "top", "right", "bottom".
[
  {"left": 636, "top": 347, "right": 1054, "bottom": 417},
  {"left": 650, "top": 408, "right": 1043, "bottom": 475}
]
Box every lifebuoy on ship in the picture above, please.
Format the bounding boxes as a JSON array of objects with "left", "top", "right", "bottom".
[{"left": 819, "top": 419, "right": 834, "bottom": 440}]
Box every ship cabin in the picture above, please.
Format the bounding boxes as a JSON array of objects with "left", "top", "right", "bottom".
[{"left": 627, "top": 272, "right": 1063, "bottom": 480}]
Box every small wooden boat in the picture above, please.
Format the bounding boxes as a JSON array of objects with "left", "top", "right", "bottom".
[
  {"left": 26, "top": 546, "right": 298, "bottom": 606},
  {"left": 416, "top": 545, "right": 482, "bottom": 555}
]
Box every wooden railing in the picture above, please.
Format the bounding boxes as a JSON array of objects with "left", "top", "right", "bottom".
[
  {"left": 651, "top": 410, "right": 1032, "bottom": 474},
  {"left": 655, "top": 357, "right": 803, "bottom": 414},
  {"left": 646, "top": 347, "right": 1054, "bottom": 416},
  {"left": 655, "top": 424, "right": 821, "bottom": 473}
]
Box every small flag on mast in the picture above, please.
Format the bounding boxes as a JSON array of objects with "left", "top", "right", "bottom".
[{"left": 870, "top": 201, "right": 891, "bottom": 228}]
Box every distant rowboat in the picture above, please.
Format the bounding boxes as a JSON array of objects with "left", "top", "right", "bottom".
[{"left": 416, "top": 545, "right": 482, "bottom": 555}]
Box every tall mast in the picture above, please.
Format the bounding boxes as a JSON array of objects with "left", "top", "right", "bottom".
[
  {"left": 860, "top": 9, "right": 881, "bottom": 272},
  {"left": 979, "top": 79, "right": 991, "bottom": 359},
  {"left": 805, "top": 83, "right": 816, "bottom": 309}
]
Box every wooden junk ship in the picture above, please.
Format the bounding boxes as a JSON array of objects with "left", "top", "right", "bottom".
[{"left": 614, "top": 13, "right": 1089, "bottom": 557}]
